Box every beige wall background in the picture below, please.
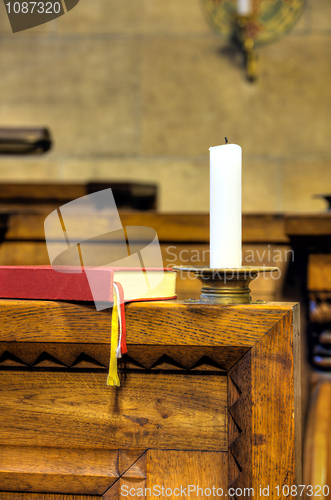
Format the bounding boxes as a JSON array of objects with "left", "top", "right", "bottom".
[{"left": 0, "top": 0, "right": 330, "bottom": 213}]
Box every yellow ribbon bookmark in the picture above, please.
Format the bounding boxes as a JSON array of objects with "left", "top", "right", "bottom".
[{"left": 107, "top": 285, "right": 120, "bottom": 387}]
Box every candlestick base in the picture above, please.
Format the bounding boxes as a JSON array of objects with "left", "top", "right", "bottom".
[{"left": 172, "top": 266, "right": 279, "bottom": 305}]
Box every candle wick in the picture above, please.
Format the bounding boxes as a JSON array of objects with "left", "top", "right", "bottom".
[{"left": 224, "top": 137, "right": 228, "bottom": 144}]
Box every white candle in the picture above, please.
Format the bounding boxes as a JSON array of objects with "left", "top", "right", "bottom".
[
  {"left": 210, "top": 143, "right": 242, "bottom": 268},
  {"left": 237, "top": 0, "right": 252, "bottom": 16}
]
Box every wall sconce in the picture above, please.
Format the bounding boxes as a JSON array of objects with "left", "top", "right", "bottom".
[{"left": 201, "top": 0, "right": 305, "bottom": 81}]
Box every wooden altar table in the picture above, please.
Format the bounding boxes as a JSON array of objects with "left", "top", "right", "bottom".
[{"left": 0, "top": 300, "right": 301, "bottom": 499}]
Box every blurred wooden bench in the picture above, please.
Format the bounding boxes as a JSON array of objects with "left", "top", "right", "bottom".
[
  {"left": 0, "top": 181, "right": 157, "bottom": 212},
  {"left": 0, "top": 207, "right": 291, "bottom": 302},
  {"left": 285, "top": 213, "right": 331, "bottom": 370}
]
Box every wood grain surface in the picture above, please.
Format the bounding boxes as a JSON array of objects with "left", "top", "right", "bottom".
[
  {"left": 104, "top": 453, "right": 147, "bottom": 500},
  {"left": 251, "top": 306, "right": 302, "bottom": 487},
  {"left": 104, "top": 478, "right": 145, "bottom": 500},
  {"left": 104, "top": 450, "right": 228, "bottom": 500},
  {"left": 0, "top": 371, "right": 227, "bottom": 451},
  {"left": 0, "top": 299, "right": 296, "bottom": 347},
  {"left": 304, "top": 381, "right": 331, "bottom": 499},
  {"left": 0, "top": 446, "right": 119, "bottom": 494},
  {"left": 0, "top": 446, "right": 147, "bottom": 500},
  {"left": 227, "top": 304, "right": 302, "bottom": 492},
  {"left": 146, "top": 450, "right": 228, "bottom": 500}
]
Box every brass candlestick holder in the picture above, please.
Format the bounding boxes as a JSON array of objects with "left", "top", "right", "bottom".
[{"left": 173, "top": 266, "right": 279, "bottom": 305}]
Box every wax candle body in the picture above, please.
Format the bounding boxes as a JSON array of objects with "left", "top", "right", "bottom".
[
  {"left": 210, "top": 144, "right": 242, "bottom": 268},
  {"left": 237, "top": 0, "right": 252, "bottom": 16}
]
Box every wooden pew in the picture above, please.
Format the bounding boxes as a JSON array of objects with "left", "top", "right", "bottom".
[
  {"left": 285, "top": 213, "right": 331, "bottom": 495},
  {"left": 285, "top": 213, "right": 331, "bottom": 370},
  {"left": 0, "top": 182, "right": 157, "bottom": 211},
  {"left": 0, "top": 211, "right": 291, "bottom": 302}
]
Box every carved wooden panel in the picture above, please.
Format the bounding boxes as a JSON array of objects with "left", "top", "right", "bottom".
[
  {"left": 0, "top": 300, "right": 291, "bottom": 347},
  {"left": 0, "top": 300, "right": 301, "bottom": 498},
  {"left": 104, "top": 453, "right": 147, "bottom": 500},
  {"left": 0, "top": 343, "right": 246, "bottom": 372},
  {"left": 0, "top": 450, "right": 147, "bottom": 498},
  {"left": 228, "top": 353, "right": 252, "bottom": 493},
  {"left": 0, "top": 447, "right": 146, "bottom": 495},
  {"left": 0, "top": 371, "right": 227, "bottom": 451},
  {"left": 227, "top": 307, "right": 301, "bottom": 494},
  {"left": 144, "top": 450, "right": 228, "bottom": 500}
]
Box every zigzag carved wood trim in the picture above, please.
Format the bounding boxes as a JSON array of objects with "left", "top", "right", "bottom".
[
  {"left": 228, "top": 413, "right": 242, "bottom": 445},
  {"left": 226, "top": 311, "right": 297, "bottom": 492},
  {"left": 228, "top": 448, "right": 243, "bottom": 485},
  {"left": 227, "top": 350, "right": 252, "bottom": 490},
  {"left": 228, "top": 375, "right": 242, "bottom": 405},
  {"left": 0, "top": 344, "right": 228, "bottom": 372}
]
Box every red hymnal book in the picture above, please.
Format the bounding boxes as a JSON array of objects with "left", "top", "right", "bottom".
[
  {"left": 0, "top": 265, "right": 177, "bottom": 303},
  {"left": 0, "top": 265, "right": 177, "bottom": 387}
]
